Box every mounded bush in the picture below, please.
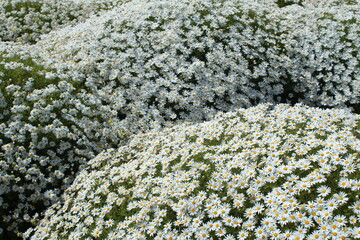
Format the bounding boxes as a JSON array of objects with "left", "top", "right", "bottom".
[
  {"left": 0, "top": 51, "right": 121, "bottom": 238},
  {"left": 1, "top": 0, "right": 359, "bottom": 238},
  {"left": 265, "top": 0, "right": 360, "bottom": 8},
  {"left": 24, "top": 104, "right": 360, "bottom": 239},
  {"left": 274, "top": 3, "right": 360, "bottom": 112},
  {"left": 29, "top": 0, "right": 359, "bottom": 140},
  {"left": 0, "top": 0, "right": 132, "bottom": 44}
]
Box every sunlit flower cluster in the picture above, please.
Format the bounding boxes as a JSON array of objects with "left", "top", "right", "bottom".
[
  {"left": 24, "top": 103, "right": 360, "bottom": 240},
  {"left": 0, "top": 0, "right": 359, "bottom": 238},
  {"left": 0, "top": 0, "right": 131, "bottom": 44}
]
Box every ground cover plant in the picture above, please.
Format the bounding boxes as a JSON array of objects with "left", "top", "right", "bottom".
[
  {"left": 24, "top": 103, "right": 360, "bottom": 239},
  {"left": 0, "top": 0, "right": 359, "bottom": 239}
]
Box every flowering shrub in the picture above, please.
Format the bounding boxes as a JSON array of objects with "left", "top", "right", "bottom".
[
  {"left": 268, "top": 0, "right": 360, "bottom": 8},
  {"left": 274, "top": 3, "right": 360, "bottom": 111},
  {"left": 29, "top": 0, "right": 359, "bottom": 139},
  {"left": 24, "top": 104, "right": 360, "bottom": 240},
  {"left": 0, "top": 0, "right": 132, "bottom": 43},
  {"left": 0, "top": 0, "right": 359, "bottom": 238},
  {"left": 303, "top": 0, "right": 359, "bottom": 7},
  {"left": 0, "top": 51, "right": 121, "bottom": 238}
]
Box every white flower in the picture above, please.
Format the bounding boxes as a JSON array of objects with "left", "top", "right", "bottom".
[
  {"left": 317, "top": 186, "right": 331, "bottom": 197},
  {"left": 109, "top": 69, "right": 120, "bottom": 80}
]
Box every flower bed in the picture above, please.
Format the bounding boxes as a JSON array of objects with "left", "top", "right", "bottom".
[
  {"left": 24, "top": 104, "right": 360, "bottom": 239},
  {"left": 0, "top": 0, "right": 359, "bottom": 238}
]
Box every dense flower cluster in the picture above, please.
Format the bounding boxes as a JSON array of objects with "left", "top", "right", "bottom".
[
  {"left": 264, "top": 0, "right": 360, "bottom": 8},
  {"left": 300, "top": 0, "right": 359, "bottom": 7},
  {"left": 0, "top": 52, "right": 122, "bottom": 237},
  {"left": 28, "top": 0, "right": 359, "bottom": 137},
  {"left": 1, "top": 0, "right": 359, "bottom": 238},
  {"left": 24, "top": 104, "right": 360, "bottom": 240},
  {"left": 0, "top": 0, "right": 132, "bottom": 44}
]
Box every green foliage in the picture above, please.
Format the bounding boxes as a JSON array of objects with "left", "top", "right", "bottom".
[
  {"left": 275, "top": 0, "right": 304, "bottom": 8},
  {"left": 0, "top": 54, "right": 54, "bottom": 89}
]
